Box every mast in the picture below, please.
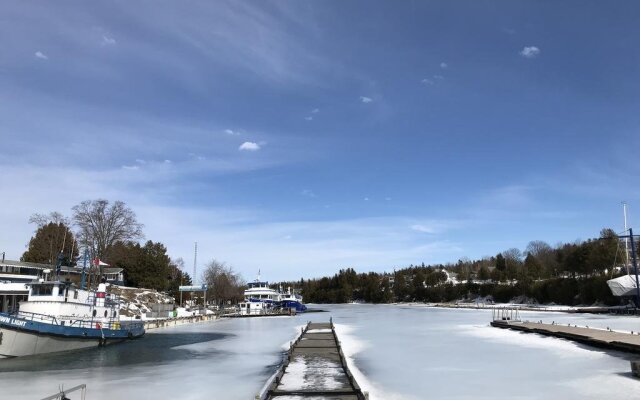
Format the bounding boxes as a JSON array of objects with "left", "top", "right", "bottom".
[
  {"left": 629, "top": 228, "right": 640, "bottom": 307},
  {"left": 193, "top": 241, "right": 198, "bottom": 285},
  {"left": 624, "top": 202, "right": 630, "bottom": 274}
]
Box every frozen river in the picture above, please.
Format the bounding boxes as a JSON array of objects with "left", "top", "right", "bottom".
[{"left": 2, "top": 304, "right": 640, "bottom": 399}]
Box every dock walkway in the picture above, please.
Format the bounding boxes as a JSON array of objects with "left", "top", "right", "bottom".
[
  {"left": 491, "top": 320, "right": 640, "bottom": 353},
  {"left": 260, "top": 320, "right": 368, "bottom": 400}
]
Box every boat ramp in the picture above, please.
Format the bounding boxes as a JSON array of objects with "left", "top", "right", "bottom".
[{"left": 258, "top": 319, "right": 368, "bottom": 400}]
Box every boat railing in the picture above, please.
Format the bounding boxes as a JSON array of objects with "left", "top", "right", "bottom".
[{"left": 9, "top": 310, "right": 137, "bottom": 331}]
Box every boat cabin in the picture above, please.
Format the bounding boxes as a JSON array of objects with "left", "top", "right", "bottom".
[{"left": 244, "top": 281, "right": 280, "bottom": 302}]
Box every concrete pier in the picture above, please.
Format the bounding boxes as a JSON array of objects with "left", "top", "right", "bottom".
[
  {"left": 491, "top": 320, "right": 640, "bottom": 353},
  {"left": 259, "top": 320, "right": 368, "bottom": 400}
]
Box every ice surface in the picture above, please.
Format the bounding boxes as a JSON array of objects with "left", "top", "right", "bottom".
[{"left": 1, "top": 305, "right": 639, "bottom": 399}]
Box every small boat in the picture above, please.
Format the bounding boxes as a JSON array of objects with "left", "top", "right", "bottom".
[
  {"left": 0, "top": 280, "right": 144, "bottom": 357},
  {"left": 607, "top": 274, "right": 639, "bottom": 297},
  {"left": 606, "top": 203, "right": 640, "bottom": 300},
  {"left": 279, "top": 287, "right": 307, "bottom": 313}
]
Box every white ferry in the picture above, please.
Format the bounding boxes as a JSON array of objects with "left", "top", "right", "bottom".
[
  {"left": 0, "top": 280, "right": 144, "bottom": 357},
  {"left": 239, "top": 274, "right": 306, "bottom": 315}
]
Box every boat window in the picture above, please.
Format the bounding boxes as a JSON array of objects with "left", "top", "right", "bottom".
[
  {"left": 93, "top": 309, "right": 97, "bottom": 317},
  {"left": 31, "top": 285, "right": 53, "bottom": 296},
  {"left": 58, "top": 286, "right": 65, "bottom": 296},
  {"left": 74, "top": 290, "right": 78, "bottom": 299},
  {"left": 104, "top": 310, "right": 108, "bottom": 318}
]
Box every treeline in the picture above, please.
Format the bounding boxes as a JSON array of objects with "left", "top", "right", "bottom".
[
  {"left": 21, "top": 202, "right": 192, "bottom": 299},
  {"left": 297, "top": 228, "right": 631, "bottom": 306}
]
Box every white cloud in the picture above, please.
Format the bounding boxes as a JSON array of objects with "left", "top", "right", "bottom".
[
  {"left": 102, "top": 35, "right": 116, "bottom": 46},
  {"left": 224, "top": 129, "right": 239, "bottom": 135},
  {"left": 364, "top": 197, "right": 369, "bottom": 201},
  {"left": 520, "top": 46, "right": 541, "bottom": 58},
  {"left": 122, "top": 165, "right": 140, "bottom": 170},
  {"left": 188, "top": 153, "right": 206, "bottom": 161},
  {"left": 411, "top": 224, "right": 436, "bottom": 234},
  {"left": 311, "top": 108, "right": 320, "bottom": 113},
  {"left": 301, "top": 189, "right": 316, "bottom": 198},
  {"left": 34, "top": 51, "right": 48, "bottom": 60},
  {"left": 304, "top": 116, "right": 313, "bottom": 121},
  {"left": 440, "top": 62, "right": 448, "bottom": 69},
  {"left": 239, "top": 141, "right": 260, "bottom": 151},
  {"left": 164, "top": 159, "right": 172, "bottom": 164},
  {"left": 421, "top": 78, "right": 434, "bottom": 85},
  {"left": 359, "top": 96, "right": 373, "bottom": 103}
]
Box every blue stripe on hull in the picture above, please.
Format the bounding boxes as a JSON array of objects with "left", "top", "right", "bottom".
[
  {"left": 0, "top": 313, "right": 145, "bottom": 340},
  {"left": 279, "top": 300, "right": 307, "bottom": 312}
]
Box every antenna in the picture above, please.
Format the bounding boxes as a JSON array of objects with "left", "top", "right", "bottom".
[{"left": 193, "top": 241, "right": 198, "bottom": 285}]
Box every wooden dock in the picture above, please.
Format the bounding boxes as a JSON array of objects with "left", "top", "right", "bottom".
[
  {"left": 491, "top": 320, "right": 640, "bottom": 354},
  {"left": 259, "top": 320, "right": 368, "bottom": 400}
]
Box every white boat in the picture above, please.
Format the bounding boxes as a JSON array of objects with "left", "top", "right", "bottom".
[
  {"left": 607, "top": 274, "right": 639, "bottom": 297},
  {"left": 0, "top": 280, "right": 144, "bottom": 357},
  {"left": 238, "top": 274, "right": 306, "bottom": 315},
  {"left": 606, "top": 203, "right": 640, "bottom": 299}
]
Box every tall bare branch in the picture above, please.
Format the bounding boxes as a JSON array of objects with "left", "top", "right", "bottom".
[{"left": 72, "top": 199, "right": 144, "bottom": 259}]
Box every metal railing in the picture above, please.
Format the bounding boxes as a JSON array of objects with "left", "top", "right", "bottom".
[{"left": 8, "top": 310, "right": 133, "bottom": 331}]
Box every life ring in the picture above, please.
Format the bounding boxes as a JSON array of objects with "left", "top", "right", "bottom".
[{"left": 96, "top": 322, "right": 102, "bottom": 329}]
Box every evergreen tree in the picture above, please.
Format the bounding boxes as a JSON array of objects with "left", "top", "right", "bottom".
[
  {"left": 22, "top": 222, "right": 78, "bottom": 266},
  {"left": 495, "top": 253, "right": 506, "bottom": 271}
]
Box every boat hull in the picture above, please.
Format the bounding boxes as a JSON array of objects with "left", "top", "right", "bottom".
[
  {"left": 279, "top": 299, "right": 307, "bottom": 312},
  {"left": 0, "top": 327, "right": 121, "bottom": 357},
  {"left": 607, "top": 275, "right": 639, "bottom": 297},
  {"left": 0, "top": 313, "right": 145, "bottom": 357}
]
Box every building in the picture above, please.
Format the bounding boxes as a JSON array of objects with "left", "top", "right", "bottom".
[{"left": 0, "top": 259, "right": 124, "bottom": 313}]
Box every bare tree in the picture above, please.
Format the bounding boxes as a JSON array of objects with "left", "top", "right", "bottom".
[
  {"left": 202, "top": 260, "right": 245, "bottom": 304},
  {"left": 72, "top": 199, "right": 144, "bottom": 259},
  {"left": 29, "top": 211, "right": 69, "bottom": 228}
]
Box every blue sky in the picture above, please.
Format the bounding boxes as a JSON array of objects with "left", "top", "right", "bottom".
[{"left": 2, "top": 1, "right": 640, "bottom": 282}]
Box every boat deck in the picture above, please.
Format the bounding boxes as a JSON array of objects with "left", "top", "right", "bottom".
[{"left": 260, "top": 321, "right": 367, "bottom": 400}]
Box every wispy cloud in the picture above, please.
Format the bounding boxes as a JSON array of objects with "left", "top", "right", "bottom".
[
  {"left": 304, "top": 116, "right": 313, "bottom": 121},
  {"left": 34, "top": 51, "right": 48, "bottom": 60},
  {"left": 239, "top": 141, "right": 260, "bottom": 151},
  {"left": 411, "top": 224, "right": 436, "bottom": 234},
  {"left": 225, "top": 129, "right": 239, "bottom": 135},
  {"left": 433, "top": 75, "right": 444, "bottom": 80},
  {"left": 359, "top": 96, "right": 373, "bottom": 103},
  {"left": 101, "top": 35, "right": 116, "bottom": 46},
  {"left": 520, "top": 46, "right": 541, "bottom": 58},
  {"left": 421, "top": 78, "right": 434, "bottom": 86},
  {"left": 301, "top": 189, "right": 316, "bottom": 198},
  {"left": 122, "top": 165, "right": 140, "bottom": 171},
  {"left": 311, "top": 108, "right": 320, "bottom": 113},
  {"left": 440, "top": 62, "right": 448, "bottom": 69}
]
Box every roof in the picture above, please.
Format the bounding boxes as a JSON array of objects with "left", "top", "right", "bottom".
[{"left": 0, "top": 260, "right": 122, "bottom": 274}]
